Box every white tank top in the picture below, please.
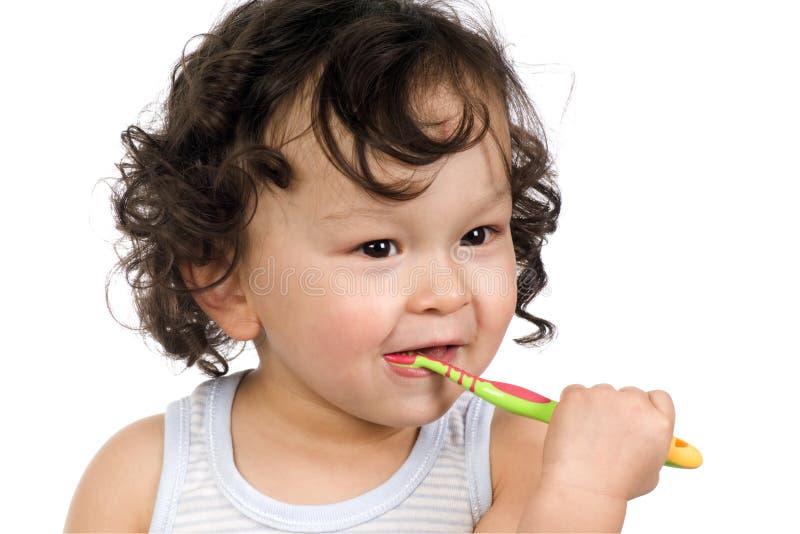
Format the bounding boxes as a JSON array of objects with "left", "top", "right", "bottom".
[{"left": 149, "top": 369, "right": 495, "bottom": 533}]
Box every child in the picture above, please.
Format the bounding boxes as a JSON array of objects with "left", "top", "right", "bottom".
[{"left": 65, "top": 0, "right": 676, "bottom": 532}]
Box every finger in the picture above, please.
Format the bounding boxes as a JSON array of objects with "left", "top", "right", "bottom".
[
  {"left": 618, "top": 386, "right": 645, "bottom": 395},
  {"left": 641, "top": 472, "right": 660, "bottom": 498},
  {"left": 590, "top": 383, "right": 616, "bottom": 391},
  {"left": 647, "top": 389, "right": 676, "bottom": 424},
  {"left": 560, "top": 383, "right": 586, "bottom": 399}
]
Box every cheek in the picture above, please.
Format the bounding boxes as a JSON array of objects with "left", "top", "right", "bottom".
[
  {"left": 304, "top": 292, "right": 396, "bottom": 350},
  {"left": 501, "top": 246, "right": 519, "bottom": 320},
  {"left": 473, "top": 258, "right": 518, "bottom": 329},
  {"left": 484, "top": 285, "right": 517, "bottom": 330}
]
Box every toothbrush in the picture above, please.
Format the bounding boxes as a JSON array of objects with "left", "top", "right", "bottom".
[{"left": 384, "top": 352, "right": 702, "bottom": 469}]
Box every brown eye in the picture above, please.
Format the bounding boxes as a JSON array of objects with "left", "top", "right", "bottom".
[
  {"left": 358, "top": 239, "right": 398, "bottom": 258},
  {"left": 460, "top": 226, "right": 496, "bottom": 246}
]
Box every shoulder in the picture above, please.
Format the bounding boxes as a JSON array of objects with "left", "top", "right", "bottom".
[
  {"left": 475, "top": 406, "right": 548, "bottom": 533},
  {"left": 64, "top": 413, "right": 165, "bottom": 533}
]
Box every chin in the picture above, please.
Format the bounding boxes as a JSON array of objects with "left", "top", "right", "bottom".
[{"left": 377, "top": 392, "right": 460, "bottom": 428}]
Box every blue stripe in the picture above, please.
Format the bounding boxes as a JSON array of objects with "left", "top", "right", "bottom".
[{"left": 151, "top": 377, "right": 487, "bottom": 533}]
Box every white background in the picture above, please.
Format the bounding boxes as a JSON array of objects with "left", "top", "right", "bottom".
[{"left": 2, "top": 1, "right": 797, "bottom": 532}]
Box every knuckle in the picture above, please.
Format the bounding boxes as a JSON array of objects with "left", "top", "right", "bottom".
[
  {"left": 653, "top": 389, "right": 675, "bottom": 410},
  {"left": 560, "top": 384, "right": 586, "bottom": 399},
  {"left": 651, "top": 388, "right": 672, "bottom": 401}
]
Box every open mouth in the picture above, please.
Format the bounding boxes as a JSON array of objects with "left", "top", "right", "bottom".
[
  {"left": 383, "top": 345, "right": 461, "bottom": 378},
  {"left": 385, "top": 345, "right": 457, "bottom": 360}
]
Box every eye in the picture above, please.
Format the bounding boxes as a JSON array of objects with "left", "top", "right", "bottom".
[
  {"left": 460, "top": 226, "right": 499, "bottom": 246},
  {"left": 355, "top": 226, "right": 499, "bottom": 259},
  {"left": 357, "top": 239, "right": 399, "bottom": 259}
]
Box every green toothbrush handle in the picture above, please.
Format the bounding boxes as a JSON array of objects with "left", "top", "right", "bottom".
[
  {"left": 411, "top": 355, "right": 702, "bottom": 469},
  {"left": 474, "top": 379, "right": 558, "bottom": 421},
  {"left": 419, "top": 357, "right": 557, "bottom": 422}
]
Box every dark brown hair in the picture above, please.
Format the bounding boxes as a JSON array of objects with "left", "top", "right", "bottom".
[{"left": 107, "top": 0, "right": 561, "bottom": 377}]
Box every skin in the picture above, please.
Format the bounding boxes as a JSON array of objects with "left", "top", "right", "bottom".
[
  {"left": 178, "top": 81, "right": 676, "bottom": 523},
  {"left": 63, "top": 83, "right": 676, "bottom": 533},
  {"left": 180, "top": 84, "right": 518, "bottom": 473},
  {"left": 514, "top": 383, "right": 676, "bottom": 532}
]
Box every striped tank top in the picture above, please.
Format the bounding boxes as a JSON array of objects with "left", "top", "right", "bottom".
[{"left": 149, "top": 369, "right": 496, "bottom": 533}]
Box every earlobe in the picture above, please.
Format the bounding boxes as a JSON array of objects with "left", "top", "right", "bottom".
[{"left": 177, "top": 259, "right": 263, "bottom": 342}]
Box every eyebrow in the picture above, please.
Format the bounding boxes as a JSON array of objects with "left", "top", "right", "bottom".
[{"left": 318, "top": 185, "right": 510, "bottom": 224}]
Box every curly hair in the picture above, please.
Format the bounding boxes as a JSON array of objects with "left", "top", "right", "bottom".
[{"left": 107, "top": 0, "right": 561, "bottom": 378}]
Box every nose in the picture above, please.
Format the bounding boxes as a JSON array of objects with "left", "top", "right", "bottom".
[{"left": 405, "top": 255, "right": 471, "bottom": 314}]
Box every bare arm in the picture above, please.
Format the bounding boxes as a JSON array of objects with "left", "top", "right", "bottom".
[
  {"left": 516, "top": 484, "right": 627, "bottom": 533},
  {"left": 63, "top": 414, "right": 164, "bottom": 533}
]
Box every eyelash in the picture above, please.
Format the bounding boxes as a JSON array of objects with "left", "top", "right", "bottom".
[{"left": 354, "top": 225, "right": 502, "bottom": 259}]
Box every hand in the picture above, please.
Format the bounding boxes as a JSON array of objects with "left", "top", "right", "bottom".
[{"left": 539, "top": 383, "right": 675, "bottom": 502}]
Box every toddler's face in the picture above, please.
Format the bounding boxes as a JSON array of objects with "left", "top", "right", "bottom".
[{"left": 238, "top": 95, "right": 517, "bottom": 427}]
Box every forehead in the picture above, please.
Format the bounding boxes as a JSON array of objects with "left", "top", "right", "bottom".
[
  {"left": 315, "top": 139, "right": 511, "bottom": 225},
  {"left": 260, "top": 79, "right": 512, "bottom": 222}
]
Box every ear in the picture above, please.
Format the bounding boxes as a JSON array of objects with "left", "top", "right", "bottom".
[{"left": 178, "top": 255, "right": 262, "bottom": 342}]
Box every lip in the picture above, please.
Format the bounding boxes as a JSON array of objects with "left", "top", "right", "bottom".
[
  {"left": 383, "top": 345, "right": 460, "bottom": 378},
  {"left": 384, "top": 338, "right": 467, "bottom": 355}
]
